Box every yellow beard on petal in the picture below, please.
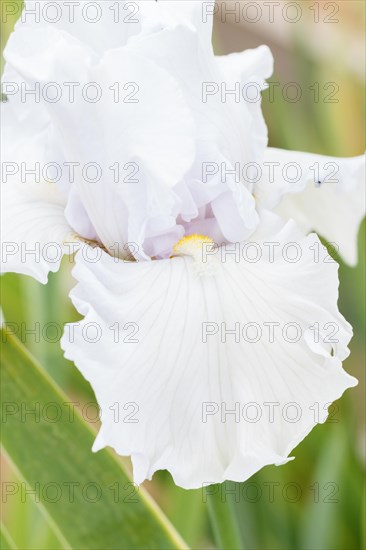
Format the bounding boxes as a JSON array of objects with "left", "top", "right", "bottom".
[{"left": 172, "top": 235, "right": 217, "bottom": 272}]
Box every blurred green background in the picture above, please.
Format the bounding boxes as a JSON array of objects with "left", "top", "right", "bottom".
[{"left": 1, "top": 1, "right": 365, "bottom": 549}]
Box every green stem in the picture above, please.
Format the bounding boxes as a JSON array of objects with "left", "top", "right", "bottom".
[{"left": 207, "top": 482, "right": 244, "bottom": 549}]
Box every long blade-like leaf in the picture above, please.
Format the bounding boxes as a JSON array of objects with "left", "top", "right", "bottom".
[
  {"left": 1, "top": 330, "right": 188, "bottom": 550},
  {"left": 0, "top": 523, "right": 18, "bottom": 550}
]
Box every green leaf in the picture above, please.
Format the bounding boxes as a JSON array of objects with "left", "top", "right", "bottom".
[
  {"left": 206, "top": 482, "right": 243, "bottom": 549},
  {"left": 300, "top": 425, "right": 348, "bottom": 550},
  {"left": 1, "top": 523, "right": 18, "bottom": 550},
  {"left": 0, "top": 330, "right": 189, "bottom": 550}
]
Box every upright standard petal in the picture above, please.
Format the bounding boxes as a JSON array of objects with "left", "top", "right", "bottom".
[
  {"left": 1, "top": 182, "right": 76, "bottom": 284},
  {"left": 128, "top": 26, "right": 269, "bottom": 243},
  {"left": 4, "top": 25, "right": 196, "bottom": 259},
  {"left": 3, "top": 7, "right": 272, "bottom": 258},
  {"left": 216, "top": 44, "right": 274, "bottom": 154},
  {"left": 62, "top": 217, "right": 356, "bottom": 489},
  {"left": 147, "top": 0, "right": 216, "bottom": 44},
  {"left": 17, "top": 0, "right": 143, "bottom": 54},
  {"left": 256, "top": 148, "right": 366, "bottom": 265}
]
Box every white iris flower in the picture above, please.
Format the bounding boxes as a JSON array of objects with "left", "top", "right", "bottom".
[{"left": 1, "top": 1, "right": 362, "bottom": 489}]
